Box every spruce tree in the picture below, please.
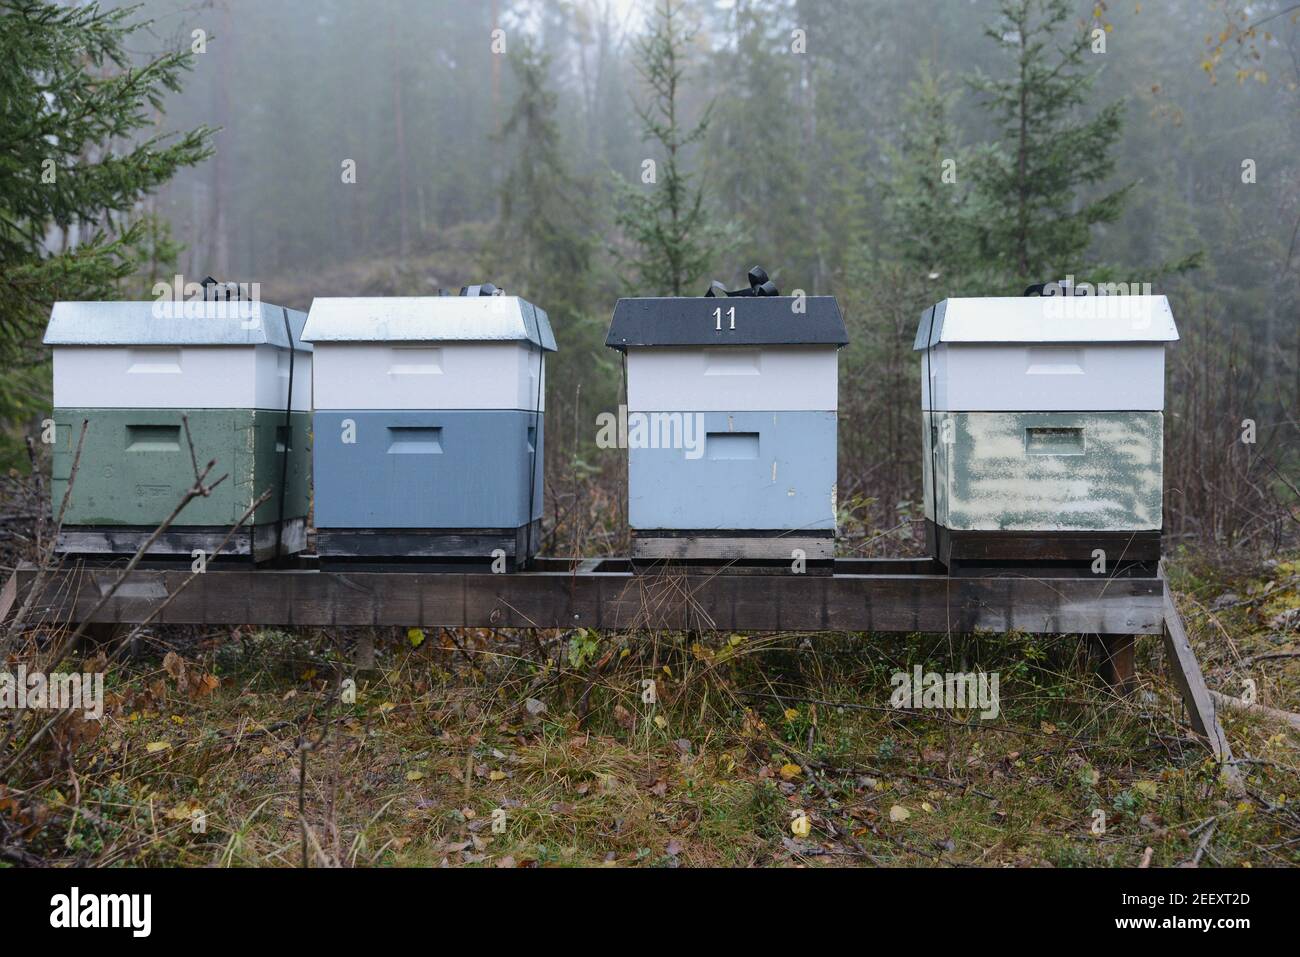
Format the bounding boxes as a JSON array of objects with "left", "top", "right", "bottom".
[
  {"left": 882, "top": 64, "right": 974, "bottom": 286},
  {"left": 492, "top": 36, "right": 593, "bottom": 320},
  {"left": 0, "top": 0, "right": 214, "bottom": 368},
  {"left": 968, "top": 0, "right": 1129, "bottom": 284},
  {"left": 615, "top": 0, "right": 722, "bottom": 296}
]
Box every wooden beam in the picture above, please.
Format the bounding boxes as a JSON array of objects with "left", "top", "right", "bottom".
[
  {"left": 11, "top": 561, "right": 1166, "bottom": 635},
  {"left": 1161, "top": 583, "right": 1242, "bottom": 787},
  {"left": 0, "top": 569, "right": 17, "bottom": 625}
]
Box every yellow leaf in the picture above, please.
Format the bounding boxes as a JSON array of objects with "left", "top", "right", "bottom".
[
  {"left": 783, "top": 708, "right": 800, "bottom": 722},
  {"left": 1134, "top": 780, "right": 1158, "bottom": 798},
  {"left": 489, "top": 770, "right": 506, "bottom": 781},
  {"left": 406, "top": 770, "right": 424, "bottom": 781},
  {"left": 145, "top": 741, "right": 171, "bottom": 753},
  {"left": 921, "top": 802, "right": 935, "bottom": 813},
  {"left": 790, "top": 812, "right": 810, "bottom": 838},
  {"left": 653, "top": 714, "right": 668, "bottom": 729},
  {"left": 407, "top": 628, "right": 426, "bottom": 648},
  {"left": 779, "top": 763, "right": 802, "bottom": 781},
  {"left": 1040, "top": 721, "right": 1057, "bottom": 735},
  {"left": 889, "top": 805, "right": 910, "bottom": 822}
]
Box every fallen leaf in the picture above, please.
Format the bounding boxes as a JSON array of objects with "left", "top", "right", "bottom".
[
  {"left": 145, "top": 741, "right": 171, "bottom": 754},
  {"left": 889, "top": 805, "right": 910, "bottom": 822},
  {"left": 779, "top": 763, "right": 802, "bottom": 781}
]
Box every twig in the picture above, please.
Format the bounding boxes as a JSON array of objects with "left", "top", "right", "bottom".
[
  {"left": 5, "top": 419, "right": 87, "bottom": 641},
  {"left": 1209, "top": 690, "right": 1300, "bottom": 731}
]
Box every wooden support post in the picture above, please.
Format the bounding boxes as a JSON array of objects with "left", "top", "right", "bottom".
[
  {"left": 0, "top": 570, "right": 17, "bottom": 625},
  {"left": 1096, "top": 634, "right": 1136, "bottom": 695},
  {"left": 354, "top": 629, "right": 376, "bottom": 672},
  {"left": 1160, "top": 584, "right": 1243, "bottom": 791}
]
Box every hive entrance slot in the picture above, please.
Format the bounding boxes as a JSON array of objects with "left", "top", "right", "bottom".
[
  {"left": 387, "top": 426, "right": 443, "bottom": 454},
  {"left": 1025, "top": 426, "right": 1085, "bottom": 455},
  {"left": 706, "top": 431, "right": 759, "bottom": 460},
  {"left": 126, "top": 425, "right": 181, "bottom": 452}
]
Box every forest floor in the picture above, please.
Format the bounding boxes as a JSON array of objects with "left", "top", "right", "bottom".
[{"left": 2, "top": 537, "right": 1298, "bottom": 868}]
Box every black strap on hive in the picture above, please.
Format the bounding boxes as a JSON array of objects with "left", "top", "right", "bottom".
[{"left": 703, "top": 265, "right": 779, "bottom": 298}]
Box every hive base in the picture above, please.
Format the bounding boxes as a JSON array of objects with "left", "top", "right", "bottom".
[
  {"left": 57, "top": 519, "right": 307, "bottom": 565},
  {"left": 315, "top": 521, "right": 542, "bottom": 569},
  {"left": 926, "top": 519, "right": 1162, "bottom": 575},
  {"left": 630, "top": 529, "right": 834, "bottom": 574}
]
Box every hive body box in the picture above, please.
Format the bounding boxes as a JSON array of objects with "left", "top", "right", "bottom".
[
  {"left": 303, "top": 296, "right": 555, "bottom": 565},
  {"left": 914, "top": 294, "right": 1178, "bottom": 566},
  {"left": 44, "top": 300, "right": 313, "bottom": 562},
  {"left": 606, "top": 296, "right": 848, "bottom": 562}
]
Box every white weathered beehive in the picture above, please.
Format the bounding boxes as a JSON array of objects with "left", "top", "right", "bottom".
[{"left": 915, "top": 292, "right": 1179, "bottom": 565}]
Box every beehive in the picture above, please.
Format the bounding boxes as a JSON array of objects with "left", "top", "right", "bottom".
[
  {"left": 606, "top": 293, "right": 848, "bottom": 562},
  {"left": 302, "top": 293, "right": 555, "bottom": 564},
  {"left": 44, "top": 298, "right": 312, "bottom": 562},
  {"left": 915, "top": 291, "right": 1179, "bottom": 566}
]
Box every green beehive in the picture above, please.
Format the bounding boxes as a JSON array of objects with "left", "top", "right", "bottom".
[{"left": 44, "top": 297, "right": 313, "bottom": 562}]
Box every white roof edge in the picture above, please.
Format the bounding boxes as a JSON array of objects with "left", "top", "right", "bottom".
[
  {"left": 914, "top": 295, "right": 1179, "bottom": 348},
  {"left": 302, "top": 296, "right": 556, "bottom": 350},
  {"left": 43, "top": 300, "right": 311, "bottom": 350}
]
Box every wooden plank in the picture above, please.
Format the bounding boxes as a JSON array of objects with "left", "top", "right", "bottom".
[
  {"left": 1161, "top": 585, "right": 1237, "bottom": 780},
  {"left": 13, "top": 563, "right": 1166, "bottom": 635},
  {"left": 0, "top": 569, "right": 18, "bottom": 624}
]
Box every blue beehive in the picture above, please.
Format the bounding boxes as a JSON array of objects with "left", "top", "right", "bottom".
[
  {"left": 302, "top": 289, "right": 556, "bottom": 565},
  {"left": 606, "top": 281, "right": 848, "bottom": 562}
]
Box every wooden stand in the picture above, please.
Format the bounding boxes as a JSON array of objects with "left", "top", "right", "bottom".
[{"left": 0, "top": 556, "right": 1234, "bottom": 769}]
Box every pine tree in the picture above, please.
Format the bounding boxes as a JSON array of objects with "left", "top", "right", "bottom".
[
  {"left": 882, "top": 64, "right": 974, "bottom": 286},
  {"left": 492, "top": 36, "right": 593, "bottom": 319},
  {"left": 709, "top": 1, "right": 808, "bottom": 284},
  {"left": 0, "top": 0, "right": 214, "bottom": 367},
  {"left": 968, "top": 0, "right": 1129, "bottom": 284},
  {"left": 615, "top": 0, "right": 723, "bottom": 296}
]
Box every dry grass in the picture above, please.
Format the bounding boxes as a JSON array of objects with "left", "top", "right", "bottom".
[{"left": 2, "top": 545, "right": 1297, "bottom": 868}]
